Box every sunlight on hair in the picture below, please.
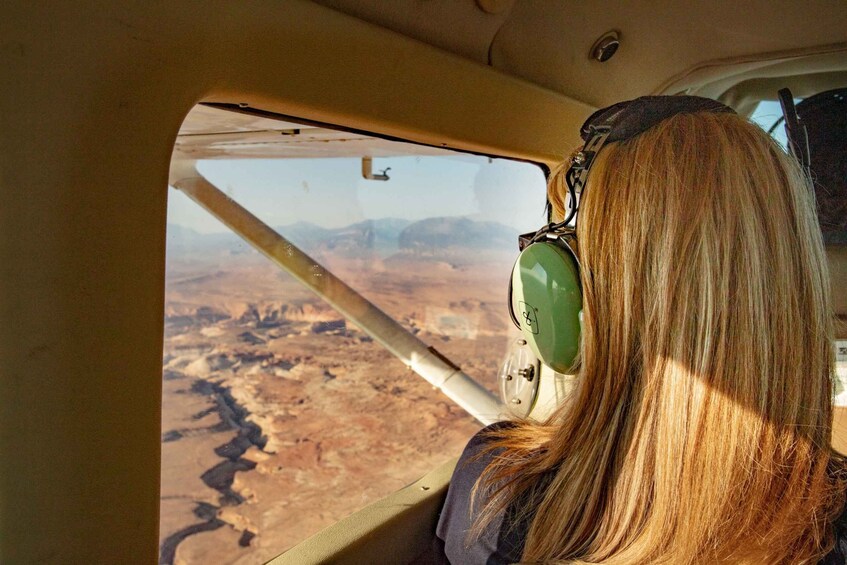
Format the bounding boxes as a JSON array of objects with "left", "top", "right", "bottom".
[{"left": 472, "top": 111, "right": 846, "bottom": 564}]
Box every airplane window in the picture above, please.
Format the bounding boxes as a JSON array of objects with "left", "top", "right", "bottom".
[
  {"left": 160, "top": 105, "right": 547, "bottom": 563},
  {"left": 750, "top": 99, "right": 790, "bottom": 149}
]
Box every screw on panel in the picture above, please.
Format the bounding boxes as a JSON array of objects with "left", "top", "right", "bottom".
[{"left": 590, "top": 31, "right": 620, "bottom": 62}]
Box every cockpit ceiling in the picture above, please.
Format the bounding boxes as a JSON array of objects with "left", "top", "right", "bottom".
[{"left": 309, "top": 0, "right": 847, "bottom": 108}]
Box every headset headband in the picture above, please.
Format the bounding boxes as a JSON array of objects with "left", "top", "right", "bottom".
[{"left": 557, "top": 96, "right": 737, "bottom": 226}]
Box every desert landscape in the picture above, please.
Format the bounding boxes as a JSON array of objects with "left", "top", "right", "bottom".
[{"left": 160, "top": 217, "right": 521, "bottom": 564}]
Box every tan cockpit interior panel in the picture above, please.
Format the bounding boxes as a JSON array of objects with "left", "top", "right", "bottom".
[
  {"left": 310, "top": 0, "right": 847, "bottom": 108},
  {"left": 268, "top": 458, "right": 457, "bottom": 565},
  {"left": 0, "top": 3, "right": 589, "bottom": 562},
  {"left": 1, "top": 1, "right": 846, "bottom": 563}
]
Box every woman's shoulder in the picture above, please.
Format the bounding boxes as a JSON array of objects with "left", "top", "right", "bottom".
[
  {"left": 448, "top": 421, "right": 517, "bottom": 491},
  {"left": 457, "top": 421, "right": 517, "bottom": 464},
  {"left": 435, "top": 421, "right": 525, "bottom": 565}
]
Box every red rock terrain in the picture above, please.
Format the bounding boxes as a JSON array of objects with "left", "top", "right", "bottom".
[{"left": 160, "top": 249, "right": 516, "bottom": 564}]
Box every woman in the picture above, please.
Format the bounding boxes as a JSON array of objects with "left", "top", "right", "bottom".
[{"left": 435, "top": 97, "right": 847, "bottom": 564}]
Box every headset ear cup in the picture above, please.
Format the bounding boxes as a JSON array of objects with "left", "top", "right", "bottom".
[
  {"left": 507, "top": 259, "right": 521, "bottom": 329},
  {"left": 509, "top": 240, "right": 582, "bottom": 373}
]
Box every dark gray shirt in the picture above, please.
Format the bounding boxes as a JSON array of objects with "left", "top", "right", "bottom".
[{"left": 434, "top": 423, "right": 847, "bottom": 565}]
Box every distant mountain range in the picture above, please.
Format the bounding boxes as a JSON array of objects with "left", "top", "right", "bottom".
[
  {"left": 398, "top": 217, "right": 515, "bottom": 251},
  {"left": 166, "top": 216, "right": 518, "bottom": 258}
]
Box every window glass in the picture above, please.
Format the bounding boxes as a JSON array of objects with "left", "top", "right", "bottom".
[
  {"left": 161, "top": 106, "right": 547, "bottom": 563},
  {"left": 750, "top": 99, "right": 790, "bottom": 149}
]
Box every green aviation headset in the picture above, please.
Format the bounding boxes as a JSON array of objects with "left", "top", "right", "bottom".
[{"left": 508, "top": 95, "right": 737, "bottom": 374}]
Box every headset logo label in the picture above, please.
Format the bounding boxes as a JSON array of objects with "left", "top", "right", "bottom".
[{"left": 518, "top": 301, "right": 539, "bottom": 335}]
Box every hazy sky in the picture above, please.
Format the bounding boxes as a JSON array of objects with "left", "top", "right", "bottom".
[
  {"left": 749, "top": 100, "right": 789, "bottom": 148},
  {"left": 168, "top": 155, "right": 547, "bottom": 234}
]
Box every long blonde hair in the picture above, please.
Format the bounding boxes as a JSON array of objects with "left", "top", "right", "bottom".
[{"left": 475, "top": 111, "right": 846, "bottom": 563}]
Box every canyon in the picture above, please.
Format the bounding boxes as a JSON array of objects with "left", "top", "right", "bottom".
[{"left": 160, "top": 219, "right": 518, "bottom": 564}]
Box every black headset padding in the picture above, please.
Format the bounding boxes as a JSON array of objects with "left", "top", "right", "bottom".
[{"left": 580, "top": 95, "right": 736, "bottom": 143}]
